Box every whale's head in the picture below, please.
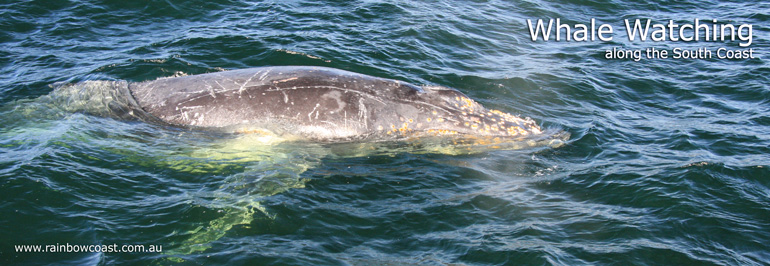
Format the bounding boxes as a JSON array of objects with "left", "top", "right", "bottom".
[
  {"left": 378, "top": 85, "right": 543, "bottom": 139},
  {"left": 324, "top": 84, "right": 566, "bottom": 155}
]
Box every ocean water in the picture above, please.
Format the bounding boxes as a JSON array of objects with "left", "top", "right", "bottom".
[{"left": 1, "top": 0, "right": 769, "bottom": 265}]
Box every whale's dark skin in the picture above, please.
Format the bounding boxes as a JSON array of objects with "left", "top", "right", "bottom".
[{"left": 127, "top": 66, "right": 542, "bottom": 141}]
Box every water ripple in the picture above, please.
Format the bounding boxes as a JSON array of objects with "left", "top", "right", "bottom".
[{"left": 2, "top": 0, "right": 769, "bottom": 265}]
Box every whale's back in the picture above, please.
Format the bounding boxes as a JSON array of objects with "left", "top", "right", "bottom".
[{"left": 128, "top": 66, "right": 428, "bottom": 139}]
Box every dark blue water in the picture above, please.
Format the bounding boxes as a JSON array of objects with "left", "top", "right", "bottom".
[{"left": 2, "top": 0, "right": 769, "bottom": 265}]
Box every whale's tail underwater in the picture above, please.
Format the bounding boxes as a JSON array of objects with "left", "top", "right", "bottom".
[{"left": 12, "top": 66, "right": 569, "bottom": 260}]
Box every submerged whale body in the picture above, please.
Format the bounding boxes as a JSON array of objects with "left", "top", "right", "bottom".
[{"left": 54, "top": 66, "right": 563, "bottom": 146}]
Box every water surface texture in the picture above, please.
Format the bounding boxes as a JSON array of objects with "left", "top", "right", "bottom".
[{"left": 2, "top": 0, "right": 769, "bottom": 265}]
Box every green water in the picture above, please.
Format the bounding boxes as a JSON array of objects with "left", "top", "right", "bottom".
[{"left": 1, "top": 0, "right": 769, "bottom": 265}]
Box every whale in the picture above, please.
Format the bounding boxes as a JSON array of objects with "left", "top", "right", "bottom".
[
  {"left": 47, "top": 66, "right": 564, "bottom": 148},
  {"left": 17, "top": 66, "right": 565, "bottom": 256},
  {"left": 126, "top": 66, "right": 545, "bottom": 141}
]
